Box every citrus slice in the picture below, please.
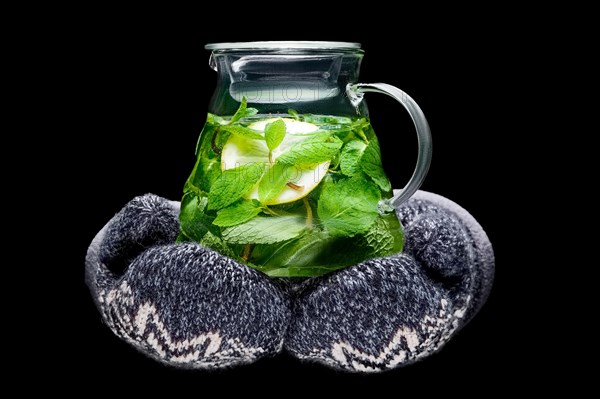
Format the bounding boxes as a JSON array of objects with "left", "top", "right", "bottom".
[{"left": 221, "top": 118, "right": 330, "bottom": 205}]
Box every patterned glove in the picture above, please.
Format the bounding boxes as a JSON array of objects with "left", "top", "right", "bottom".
[{"left": 85, "top": 191, "right": 493, "bottom": 372}]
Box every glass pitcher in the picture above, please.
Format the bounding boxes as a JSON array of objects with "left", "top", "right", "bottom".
[{"left": 178, "top": 41, "right": 432, "bottom": 277}]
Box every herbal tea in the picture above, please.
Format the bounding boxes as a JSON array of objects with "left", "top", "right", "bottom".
[{"left": 178, "top": 99, "right": 404, "bottom": 277}]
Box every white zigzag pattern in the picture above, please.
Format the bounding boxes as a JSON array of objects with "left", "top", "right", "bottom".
[
  {"left": 309, "top": 297, "right": 470, "bottom": 372},
  {"left": 98, "top": 280, "right": 469, "bottom": 371},
  {"left": 100, "top": 281, "right": 267, "bottom": 367}
]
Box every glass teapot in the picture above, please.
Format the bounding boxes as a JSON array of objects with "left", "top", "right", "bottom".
[{"left": 178, "top": 41, "right": 432, "bottom": 277}]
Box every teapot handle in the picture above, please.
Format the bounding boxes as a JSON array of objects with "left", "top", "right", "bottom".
[{"left": 348, "top": 83, "right": 432, "bottom": 208}]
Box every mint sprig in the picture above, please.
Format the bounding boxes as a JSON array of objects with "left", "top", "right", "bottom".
[
  {"left": 207, "top": 163, "right": 265, "bottom": 210},
  {"left": 213, "top": 199, "right": 262, "bottom": 227},
  {"left": 179, "top": 193, "right": 212, "bottom": 242},
  {"left": 277, "top": 132, "right": 342, "bottom": 167},
  {"left": 258, "top": 162, "right": 293, "bottom": 204},
  {"left": 360, "top": 139, "right": 392, "bottom": 192},
  {"left": 340, "top": 140, "right": 367, "bottom": 176},
  {"left": 265, "top": 119, "right": 286, "bottom": 152},
  {"left": 222, "top": 215, "right": 306, "bottom": 244},
  {"left": 265, "top": 118, "right": 286, "bottom": 163},
  {"left": 220, "top": 125, "right": 265, "bottom": 141},
  {"left": 317, "top": 176, "right": 381, "bottom": 237},
  {"left": 229, "top": 97, "right": 258, "bottom": 124}
]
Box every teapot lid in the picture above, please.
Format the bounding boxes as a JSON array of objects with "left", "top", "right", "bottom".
[{"left": 205, "top": 41, "right": 361, "bottom": 51}]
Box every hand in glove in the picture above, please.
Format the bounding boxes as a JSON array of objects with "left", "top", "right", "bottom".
[{"left": 86, "top": 191, "right": 493, "bottom": 372}]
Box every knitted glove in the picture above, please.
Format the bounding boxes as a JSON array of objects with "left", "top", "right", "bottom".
[
  {"left": 85, "top": 191, "right": 493, "bottom": 372},
  {"left": 285, "top": 191, "right": 494, "bottom": 371}
]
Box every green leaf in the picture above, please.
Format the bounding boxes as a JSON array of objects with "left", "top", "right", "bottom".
[
  {"left": 252, "top": 231, "right": 329, "bottom": 270},
  {"left": 277, "top": 133, "right": 343, "bottom": 167},
  {"left": 363, "top": 217, "right": 395, "bottom": 255},
  {"left": 302, "top": 114, "right": 353, "bottom": 125},
  {"left": 360, "top": 139, "right": 392, "bottom": 192},
  {"left": 317, "top": 176, "right": 381, "bottom": 237},
  {"left": 231, "top": 97, "right": 248, "bottom": 121},
  {"left": 222, "top": 215, "right": 306, "bottom": 244},
  {"left": 196, "top": 156, "right": 221, "bottom": 192},
  {"left": 260, "top": 215, "right": 403, "bottom": 277},
  {"left": 288, "top": 109, "right": 299, "bottom": 120},
  {"left": 220, "top": 125, "right": 265, "bottom": 141},
  {"left": 351, "top": 118, "right": 370, "bottom": 131},
  {"left": 258, "top": 162, "right": 293, "bottom": 203},
  {"left": 175, "top": 232, "right": 186, "bottom": 243},
  {"left": 208, "top": 163, "right": 265, "bottom": 210},
  {"left": 243, "top": 108, "right": 259, "bottom": 118},
  {"left": 179, "top": 193, "right": 211, "bottom": 242},
  {"left": 199, "top": 231, "right": 237, "bottom": 258},
  {"left": 263, "top": 263, "right": 350, "bottom": 277},
  {"left": 214, "top": 128, "right": 231, "bottom": 150},
  {"left": 264, "top": 119, "right": 286, "bottom": 151},
  {"left": 189, "top": 124, "right": 225, "bottom": 192},
  {"left": 229, "top": 97, "right": 258, "bottom": 124},
  {"left": 195, "top": 121, "right": 217, "bottom": 156},
  {"left": 339, "top": 140, "right": 367, "bottom": 176},
  {"left": 213, "top": 200, "right": 262, "bottom": 227},
  {"left": 250, "top": 230, "right": 370, "bottom": 277},
  {"left": 375, "top": 212, "right": 404, "bottom": 254},
  {"left": 206, "top": 113, "right": 228, "bottom": 126}
]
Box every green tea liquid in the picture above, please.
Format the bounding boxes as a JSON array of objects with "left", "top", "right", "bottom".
[{"left": 179, "top": 109, "right": 403, "bottom": 277}]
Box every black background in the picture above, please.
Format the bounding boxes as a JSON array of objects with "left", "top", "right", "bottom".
[{"left": 56, "top": 19, "right": 528, "bottom": 393}]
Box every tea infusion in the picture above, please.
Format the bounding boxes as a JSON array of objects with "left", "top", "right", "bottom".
[{"left": 178, "top": 99, "right": 403, "bottom": 277}]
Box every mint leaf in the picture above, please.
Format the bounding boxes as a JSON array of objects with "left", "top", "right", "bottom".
[
  {"left": 252, "top": 231, "right": 329, "bottom": 270},
  {"left": 259, "top": 214, "right": 403, "bottom": 277},
  {"left": 220, "top": 125, "right": 265, "bottom": 141},
  {"left": 376, "top": 213, "right": 404, "bottom": 254},
  {"left": 196, "top": 156, "right": 221, "bottom": 192},
  {"left": 364, "top": 217, "right": 395, "bottom": 255},
  {"left": 360, "top": 139, "right": 392, "bottom": 192},
  {"left": 207, "top": 113, "right": 227, "bottom": 126},
  {"left": 199, "top": 231, "right": 237, "bottom": 258},
  {"left": 264, "top": 264, "right": 349, "bottom": 277},
  {"left": 195, "top": 121, "right": 217, "bottom": 156},
  {"left": 264, "top": 119, "right": 286, "bottom": 151},
  {"left": 302, "top": 114, "right": 353, "bottom": 125},
  {"left": 229, "top": 97, "right": 258, "bottom": 124},
  {"left": 208, "top": 163, "right": 265, "bottom": 210},
  {"left": 222, "top": 215, "right": 306, "bottom": 244},
  {"left": 288, "top": 109, "right": 299, "bottom": 120},
  {"left": 261, "top": 216, "right": 403, "bottom": 277},
  {"left": 214, "top": 128, "right": 231, "bottom": 150},
  {"left": 317, "top": 176, "right": 381, "bottom": 237},
  {"left": 175, "top": 231, "right": 189, "bottom": 243},
  {"left": 251, "top": 231, "right": 369, "bottom": 277},
  {"left": 179, "top": 193, "right": 211, "bottom": 241},
  {"left": 351, "top": 118, "right": 370, "bottom": 131},
  {"left": 277, "top": 133, "right": 342, "bottom": 167},
  {"left": 213, "top": 199, "right": 262, "bottom": 227},
  {"left": 258, "top": 162, "right": 293, "bottom": 204},
  {"left": 340, "top": 140, "right": 367, "bottom": 176}
]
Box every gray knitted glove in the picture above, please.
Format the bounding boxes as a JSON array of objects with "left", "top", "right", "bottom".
[{"left": 85, "top": 191, "right": 493, "bottom": 372}]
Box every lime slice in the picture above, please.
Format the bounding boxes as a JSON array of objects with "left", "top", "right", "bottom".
[{"left": 221, "top": 118, "right": 330, "bottom": 205}]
